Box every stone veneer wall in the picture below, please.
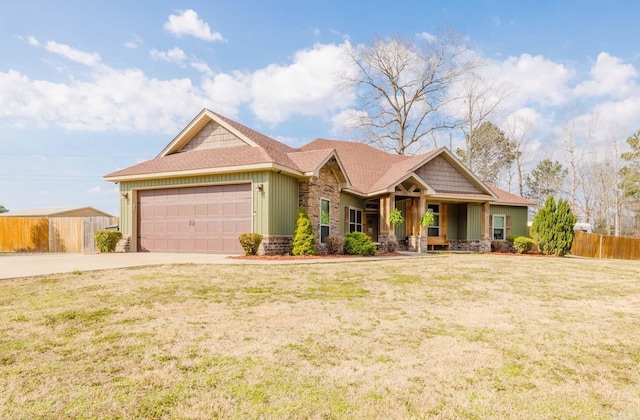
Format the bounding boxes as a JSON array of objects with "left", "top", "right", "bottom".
[
  {"left": 450, "top": 239, "right": 491, "bottom": 253},
  {"left": 259, "top": 235, "right": 293, "bottom": 255},
  {"left": 298, "top": 163, "right": 341, "bottom": 248}
]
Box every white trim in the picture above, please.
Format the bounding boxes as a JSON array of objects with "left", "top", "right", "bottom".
[
  {"left": 492, "top": 214, "right": 506, "bottom": 241},
  {"left": 427, "top": 202, "right": 441, "bottom": 237},
  {"left": 320, "top": 197, "right": 330, "bottom": 244},
  {"left": 104, "top": 163, "right": 303, "bottom": 182}
]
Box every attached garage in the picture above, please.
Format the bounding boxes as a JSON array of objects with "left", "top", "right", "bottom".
[{"left": 136, "top": 184, "right": 252, "bottom": 253}]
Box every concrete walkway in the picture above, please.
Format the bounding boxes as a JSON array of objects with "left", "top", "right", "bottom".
[
  {"left": 0, "top": 251, "right": 427, "bottom": 280},
  {"left": 0, "top": 253, "right": 233, "bottom": 280}
]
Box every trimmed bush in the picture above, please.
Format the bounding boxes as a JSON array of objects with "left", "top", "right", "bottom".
[
  {"left": 292, "top": 207, "right": 317, "bottom": 256},
  {"left": 344, "top": 232, "right": 376, "bottom": 256},
  {"left": 95, "top": 230, "right": 123, "bottom": 253},
  {"left": 513, "top": 236, "right": 534, "bottom": 254},
  {"left": 238, "top": 233, "right": 263, "bottom": 256},
  {"left": 385, "top": 239, "right": 399, "bottom": 253},
  {"left": 325, "top": 235, "right": 344, "bottom": 255},
  {"left": 506, "top": 234, "right": 518, "bottom": 244}
]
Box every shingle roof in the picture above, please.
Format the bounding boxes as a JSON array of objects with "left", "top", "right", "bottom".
[
  {"left": 301, "top": 139, "right": 408, "bottom": 193},
  {"left": 286, "top": 149, "right": 336, "bottom": 173},
  {"left": 106, "top": 145, "right": 275, "bottom": 178},
  {"left": 488, "top": 185, "right": 536, "bottom": 206},
  {"left": 105, "top": 109, "right": 533, "bottom": 207}
]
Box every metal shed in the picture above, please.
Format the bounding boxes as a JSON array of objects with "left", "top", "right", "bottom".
[{"left": 0, "top": 207, "right": 118, "bottom": 253}]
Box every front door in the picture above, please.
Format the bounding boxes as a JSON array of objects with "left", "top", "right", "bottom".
[{"left": 365, "top": 213, "right": 378, "bottom": 242}]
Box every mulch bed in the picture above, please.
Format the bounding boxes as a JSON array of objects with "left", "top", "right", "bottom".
[{"left": 228, "top": 252, "right": 404, "bottom": 260}]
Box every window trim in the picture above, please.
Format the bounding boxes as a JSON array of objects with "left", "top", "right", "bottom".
[
  {"left": 493, "top": 214, "right": 506, "bottom": 240},
  {"left": 348, "top": 206, "right": 363, "bottom": 233},
  {"left": 320, "top": 198, "right": 330, "bottom": 243},
  {"left": 427, "top": 203, "right": 440, "bottom": 237}
]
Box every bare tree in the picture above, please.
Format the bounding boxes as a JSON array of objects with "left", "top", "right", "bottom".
[
  {"left": 558, "top": 106, "right": 599, "bottom": 219},
  {"left": 456, "top": 121, "right": 516, "bottom": 185},
  {"left": 456, "top": 73, "right": 514, "bottom": 168},
  {"left": 342, "top": 31, "right": 478, "bottom": 155},
  {"left": 503, "top": 114, "right": 535, "bottom": 196}
]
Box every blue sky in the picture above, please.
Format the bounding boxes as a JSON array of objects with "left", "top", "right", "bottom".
[{"left": 1, "top": 1, "right": 640, "bottom": 216}]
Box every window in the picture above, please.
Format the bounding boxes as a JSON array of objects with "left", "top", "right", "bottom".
[
  {"left": 427, "top": 204, "right": 440, "bottom": 237},
  {"left": 320, "top": 199, "right": 330, "bottom": 243},
  {"left": 349, "top": 208, "right": 363, "bottom": 233},
  {"left": 493, "top": 215, "right": 506, "bottom": 240}
]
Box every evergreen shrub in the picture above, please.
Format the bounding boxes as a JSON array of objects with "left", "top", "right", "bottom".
[
  {"left": 513, "top": 236, "right": 534, "bottom": 254},
  {"left": 344, "top": 232, "right": 376, "bottom": 256},
  {"left": 95, "top": 230, "right": 123, "bottom": 253},
  {"left": 531, "top": 196, "right": 577, "bottom": 257},
  {"left": 238, "top": 233, "right": 263, "bottom": 255},
  {"left": 291, "top": 207, "right": 317, "bottom": 255}
]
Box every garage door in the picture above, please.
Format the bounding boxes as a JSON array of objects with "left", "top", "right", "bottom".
[{"left": 137, "top": 184, "right": 252, "bottom": 253}]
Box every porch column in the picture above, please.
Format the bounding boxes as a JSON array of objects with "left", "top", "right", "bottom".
[
  {"left": 379, "top": 193, "right": 395, "bottom": 242},
  {"left": 480, "top": 201, "right": 491, "bottom": 253},
  {"left": 410, "top": 198, "right": 419, "bottom": 237},
  {"left": 418, "top": 195, "right": 428, "bottom": 252}
]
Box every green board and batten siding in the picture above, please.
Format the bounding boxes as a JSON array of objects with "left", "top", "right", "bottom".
[
  {"left": 490, "top": 205, "right": 528, "bottom": 237},
  {"left": 118, "top": 171, "right": 298, "bottom": 238},
  {"left": 462, "top": 203, "right": 528, "bottom": 240}
]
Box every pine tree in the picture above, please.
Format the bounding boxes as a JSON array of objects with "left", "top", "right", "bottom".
[
  {"left": 291, "top": 207, "right": 317, "bottom": 256},
  {"left": 531, "top": 196, "right": 577, "bottom": 257}
]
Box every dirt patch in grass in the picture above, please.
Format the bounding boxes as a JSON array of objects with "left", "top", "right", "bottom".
[{"left": 1, "top": 254, "right": 640, "bottom": 419}]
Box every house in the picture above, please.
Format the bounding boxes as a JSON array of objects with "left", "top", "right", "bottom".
[
  {"left": 104, "top": 109, "right": 534, "bottom": 254},
  {"left": 0, "top": 207, "right": 118, "bottom": 253}
]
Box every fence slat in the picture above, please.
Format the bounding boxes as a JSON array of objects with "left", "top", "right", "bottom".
[{"left": 571, "top": 230, "right": 640, "bottom": 260}]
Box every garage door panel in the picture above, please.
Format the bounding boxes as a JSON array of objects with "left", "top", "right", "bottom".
[{"left": 137, "top": 184, "right": 251, "bottom": 253}]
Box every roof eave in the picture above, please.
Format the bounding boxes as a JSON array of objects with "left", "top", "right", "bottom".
[{"left": 104, "top": 163, "right": 303, "bottom": 182}]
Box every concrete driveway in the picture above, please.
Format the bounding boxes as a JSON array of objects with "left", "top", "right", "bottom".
[{"left": 0, "top": 252, "right": 235, "bottom": 280}]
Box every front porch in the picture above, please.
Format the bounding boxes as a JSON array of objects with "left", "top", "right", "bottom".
[{"left": 363, "top": 190, "right": 493, "bottom": 254}]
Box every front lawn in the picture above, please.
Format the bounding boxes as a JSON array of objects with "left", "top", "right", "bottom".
[{"left": 1, "top": 254, "right": 639, "bottom": 419}]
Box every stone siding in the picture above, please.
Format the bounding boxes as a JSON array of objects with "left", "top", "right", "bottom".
[
  {"left": 450, "top": 239, "right": 491, "bottom": 253},
  {"left": 259, "top": 235, "right": 293, "bottom": 255},
  {"left": 298, "top": 161, "right": 341, "bottom": 246}
]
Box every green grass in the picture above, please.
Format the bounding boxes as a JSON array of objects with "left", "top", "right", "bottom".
[{"left": 1, "top": 254, "right": 640, "bottom": 419}]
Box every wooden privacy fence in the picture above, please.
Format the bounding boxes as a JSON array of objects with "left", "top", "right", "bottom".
[
  {"left": 571, "top": 230, "right": 640, "bottom": 260},
  {"left": 0, "top": 216, "right": 118, "bottom": 253}
]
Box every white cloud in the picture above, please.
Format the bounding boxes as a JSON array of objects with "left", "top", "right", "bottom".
[
  {"left": 190, "top": 60, "right": 213, "bottom": 75},
  {"left": 417, "top": 32, "right": 437, "bottom": 42},
  {"left": 486, "top": 53, "right": 575, "bottom": 108},
  {"left": 574, "top": 52, "right": 638, "bottom": 98},
  {"left": 201, "top": 71, "right": 251, "bottom": 118},
  {"left": 164, "top": 9, "right": 224, "bottom": 42},
  {"left": 28, "top": 36, "right": 103, "bottom": 68},
  {"left": 330, "top": 108, "right": 367, "bottom": 134},
  {"left": 124, "top": 33, "right": 143, "bottom": 49},
  {"left": 250, "top": 42, "right": 355, "bottom": 124},
  {"left": 150, "top": 47, "right": 188, "bottom": 66},
  {"left": 2, "top": 39, "right": 355, "bottom": 132}
]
